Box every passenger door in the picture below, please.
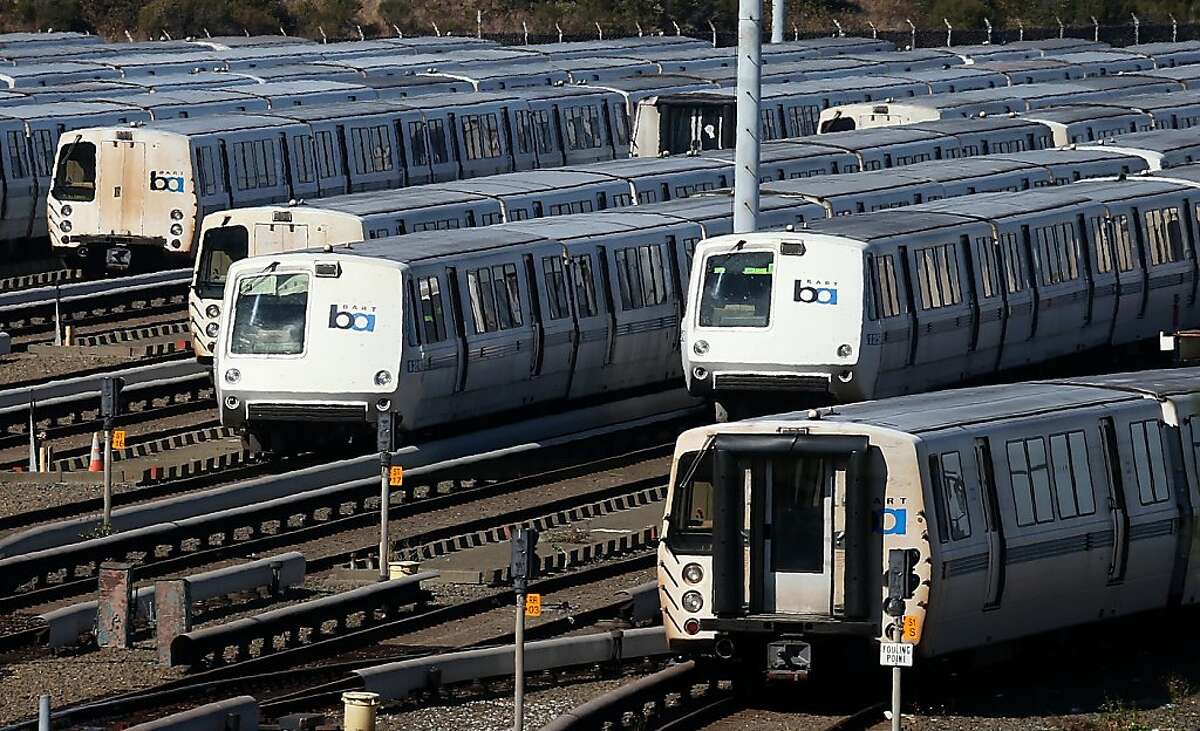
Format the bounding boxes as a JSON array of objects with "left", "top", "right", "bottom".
[
  {"left": 905, "top": 237, "right": 973, "bottom": 385},
  {"left": 602, "top": 233, "right": 681, "bottom": 392},
  {"left": 564, "top": 245, "right": 612, "bottom": 399},
  {"left": 963, "top": 231, "right": 1007, "bottom": 378},
  {"left": 399, "top": 269, "right": 461, "bottom": 430},
  {"left": 1024, "top": 217, "right": 1090, "bottom": 362},
  {"left": 1, "top": 124, "right": 35, "bottom": 242},
  {"left": 761, "top": 456, "right": 839, "bottom": 614},
  {"left": 1102, "top": 204, "right": 1152, "bottom": 345},
  {"left": 524, "top": 249, "right": 573, "bottom": 401},
  {"left": 993, "top": 221, "right": 1038, "bottom": 370},
  {"left": 454, "top": 257, "right": 537, "bottom": 416},
  {"left": 97, "top": 138, "right": 146, "bottom": 237}
]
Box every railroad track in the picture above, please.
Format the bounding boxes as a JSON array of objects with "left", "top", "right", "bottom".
[
  {"left": 0, "top": 420, "right": 679, "bottom": 612},
  {"left": 0, "top": 270, "right": 189, "bottom": 340},
  {"left": 0, "top": 268, "right": 82, "bottom": 295}
]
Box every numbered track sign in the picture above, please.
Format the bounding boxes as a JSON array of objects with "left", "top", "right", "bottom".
[
  {"left": 902, "top": 615, "right": 920, "bottom": 642},
  {"left": 879, "top": 641, "right": 914, "bottom": 667},
  {"left": 524, "top": 593, "right": 542, "bottom": 618},
  {"left": 111, "top": 430, "right": 127, "bottom": 450},
  {"left": 388, "top": 465, "right": 404, "bottom": 486}
]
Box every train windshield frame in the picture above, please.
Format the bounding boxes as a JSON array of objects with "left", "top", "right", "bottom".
[
  {"left": 196, "top": 225, "right": 250, "bottom": 300},
  {"left": 230, "top": 271, "right": 310, "bottom": 356},
  {"left": 698, "top": 251, "right": 775, "bottom": 328},
  {"left": 51, "top": 138, "right": 97, "bottom": 202},
  {"left": 667, "top": 447, "right": 715, "bottom": 554}
]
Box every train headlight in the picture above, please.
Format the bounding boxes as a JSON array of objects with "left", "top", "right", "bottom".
[
  {"left": 692, "top": 367, "right": 708, "bottom": 380},
  {"left": 837, "top": 343, "right": 853, "bottom": 358},
  {"left": 683, "top": 563, "right": 704, "bottom": 585},
  {"left": 224, "top": 368, "right": 240, "bottom": 384},
  {"left": 205, "top": 304, "right": 220, "bottom": 319},
  {"left": 374, "top": 370, "right": 392, "bottom": 386},
  {"left": 223, "top": 395, "right": 240, "bottom": 410},
  {"left": 205, "top": 322, "right": 219, "bottom": 338},
  {"left": 692, "top": 339, "right": 709, "bottom": 356},
  {"left": 170, "top": 223, "right": 184, "bottom": 236},
  {"left": 682, "top": 591, "right": 704, "bottom": 613},
  {"left": 59, "top": 220, "right": 72, "bottom": 232},
  {"left": 60, "top": 205, "right": 72, "bottom": 216},
  {"left": 376, "top": 398, "right": 392, "bottom": 412},
  {"left": 170, "top": 209, "right": 184, "bottom": 220}
]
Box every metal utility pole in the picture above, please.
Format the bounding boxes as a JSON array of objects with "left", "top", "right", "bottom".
[
  {"left": 770, "top": 0, "right": 783, "bottom": 43},
  {"left": 377, "top": 412, "right": 396, "bottom": 581},
  {"left": 99, "top": 377, "right": 124, "bottom": 530},
  {"left": 733, "top": 0, "right": 762, "bottom": 233}
]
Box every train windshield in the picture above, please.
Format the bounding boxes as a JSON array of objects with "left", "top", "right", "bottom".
[
  {"left": 196, "top": 226, "right": 249, "bottom": 300},
  {"left": 667, "top": 448, "right": 714, "bottom": 553},
  {"left": 51, "top": 139, "right": 96, "bottom": 202},
  {"left": 698, "top": 252, "right": 774, "bottom": 327},
  {"left": 230, "top": 272, "right": 309, "bottom": 356}
]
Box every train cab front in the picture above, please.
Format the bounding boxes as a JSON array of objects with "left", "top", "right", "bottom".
[
  {"left": 682, "top": 233, "right": 873, "bottom": 419},
  {"left": 214, "top": 252, "right": 403, "bottom": 454},
  {"left": 48, "top": 127, "right": 196, "bottom": 273},
  {"left": 659, "top": 421, "right": 927, "bottom": 681}
]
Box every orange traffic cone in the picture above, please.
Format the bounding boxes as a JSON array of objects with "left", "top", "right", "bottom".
[{"left": 87, "top": 432, "right": 103, "bottom": 473}]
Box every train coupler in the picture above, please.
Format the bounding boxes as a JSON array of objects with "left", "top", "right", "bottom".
[{"left": 765, "top": 639, "right": 812, "bottom": 682}]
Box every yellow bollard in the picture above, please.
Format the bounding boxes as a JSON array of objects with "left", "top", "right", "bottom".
[{"left": 342, "top": 691, "right": 380, "bottom": 731}]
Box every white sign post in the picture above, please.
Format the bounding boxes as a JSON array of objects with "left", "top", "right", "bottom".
[{"left": 880, "top": 641, "right": 913, "bottom": 730}]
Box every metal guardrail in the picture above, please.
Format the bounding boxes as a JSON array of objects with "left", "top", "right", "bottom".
[
  {"left": 539, "top": 660, "right": 701, "bottom": 731},
  {"left": 124, "top": 696, "right": 258, "bottom": 731},
  {"left": 0, "top": 389, "right": 696, "bottom": 559},
  {"left": 0, "top": 269, "right": 189, "bottom": 312},
  {"left": 355, "top": 626, "right": 670, "bottom": 700},
  {"left": 38, "top": 552, "right": 306, "bottom": 649},
  {"left": 0, "top": 360, "right": 207, "bottom": 414},
  {"left": 168, "top": 571, "right": 437, "bottom": 669}
]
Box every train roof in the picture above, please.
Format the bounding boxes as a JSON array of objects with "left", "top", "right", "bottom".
[
  {"left": 810, "top": 126, "right": 949, "bottom": 148},
  {"left": 800, "top": 381, "right": 1136, "bottom": 434},
  {"left": 292, "top": 186, "right": 490, "bottom": 215},
  {"left": 1095, "top": 128, "right": 1200, "bottom": 152},
  {"left": 1023, "top": 104, "right": 1147, "bottom": 123},
  {"left": 1141, "top": 65, "right": 1200, "bottom": 81},
  {"left": 595, "top": 74, "right": 717, "bottom": 93},
  {"left": 144, "top": 114, "right": 297, "bottom": 134},
  {"left": 1150, "top": 163, "right": 1200, "bottom": 184},
  {"left": 1108, "top": 91, "right": 1200, "bottom": 110},
  {"left": 906, "top": 115, "right": 1044, "bottom": 134},
  {"left": 444, "top": 169, "right": 624, "bottom": 194},
  {"left": 1046, "top": 366, "right": 1200, "bottom": 397},
  {"left": 0, "top": 99, "right": 141, "bottom": 119},
  {"left": 994, "top": 147, "right": 1144, "bottom": 165}
]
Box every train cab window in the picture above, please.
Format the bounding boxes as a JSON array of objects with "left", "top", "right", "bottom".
[
  {"left": 195, "top": 225, "right": 249, "bottom": 300},
  {"left": 869, "top": 254, "right": 902, "bottom": 319},
  {"left": 698, "top": 251, "right": 773, "bottom": 327},
  {"left": 572, "top": 254, "right": 599, "bottom": 318},
  {"left": 1130, "top": 420, "right": 1171, "bottom": 505},
  {"left": 410, "top": 275, "right": 448, "bottom": 344},
  {"left": 1006, "top": 436, "right": 1055, "bottom": 526},
  {"left": 31, "top": 129, "right": 54, "bottom": 177},
  {"left": 667, "top": 448, "right": 714, "bottom": 553},
  {"left": 914, "top": 243, "right": 962, "bottom": 310},
  {"left": 230, "top": 272, "right": 309, "bottom": 356},
  {"left": 542, "top": 256, "right": 571, "bottom": 320},
  {"left": 615, "top": 244, "right": 668, "bottom": 311},
  {"left": 51, "top": 139, "right": 95, "bottom": 202},
  {"left": 1033, "top": 222, "right": 1080, "bottom": 285},
  {"left": 467, "top": 263, "right": 523, "bottom": 333},
  {"left": 930, "top": 451, "right": 971, "bottom": 542},
  {"left": 1143, "top": 206, "right": 1185, "bottom": 265},
  {"left": 1049, "top": 431, "right": 1096, "bottom": 519}
]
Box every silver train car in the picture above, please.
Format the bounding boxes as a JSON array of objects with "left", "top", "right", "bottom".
[
  {"left": 682, "top": 173, "right": 1200, "bottom": 418},
  {"left": 659, "top": 367, "right": 1200, "bottom": 676}
]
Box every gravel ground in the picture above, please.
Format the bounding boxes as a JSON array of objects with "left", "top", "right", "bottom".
[
  {"left": 0, "top": 349, "right": 141, "bottom": 387},
  {"left": 0, "top": 647, "right": 185, "bottom": 724},
  {"left": 0, "top": 411, "right": 220, "bottom": 469},
  {"left": 0, "top": 478, "right": 137, "bottom": 522}
]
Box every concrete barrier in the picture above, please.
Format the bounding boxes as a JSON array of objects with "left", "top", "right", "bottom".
[{"left": 122, "top": 695, "right": 257, "bottom": 731}]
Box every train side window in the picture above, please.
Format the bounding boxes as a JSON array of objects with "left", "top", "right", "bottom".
[
  {"left": 931, "top": 451, "right": 971, "bottom": 542},
  {"left": 314, "top": 130, "right": 337, "bottom": 178},
  {"left": 1049, "top": 431, "right": 1096, "bottom": 519},
  {"left": 615, "top": 244, "right": 667, "bottom": 311},
  {"left": 350, "top": 125, "right": 392, "bottom": 175},
  {"left": 913, "top": 243, "right": 962, "bottom": 310},
  {"left": 542, "top": 256, "right": 571, "bottom": 320},
  {"left": 1006, "top": 437, "right": 1055, "bottom": 526},
  {"left": 1033, "top": 222, "right": 1079, "bottom": 285},
  {"left": 683, "top": 237, "right": 700, "bottom": 273},
  {"left": 973, "top": 236, "right": 1000, "bottom": 298},
  {"left": 610, "top": 103, "right": 630, "bottom": 146},
  {"left": 573, "top": 254, "right": 599, "bottom": 317},
  {"left": 611, "top": 192, "right": 633, "bottom": 207},
  {"left": 1129, "top": 419, "right": 1171, "bottom": 504},
  {"left": 869, "top": 254, "right": 902, "bottom": 319},
  {"left": 998, "top": 232, "right": 1026, "bottom": 293},
  {"left": 461, "top": 114, "right": 503, "bottom": 161},
  {"left": 6, "top": 131, "right": 27, "bottom": 179},
  {"left": 31, "top": 129, "right": 54, "bottom": 177},
  {"left": 1144, "top": 206, "right": 1184, "bottom": 265},
  {"left": 637, "top": 190, "right": 657, "bottom": 204},
  {"left": 408, "top": 121, "right": 429, "bottom": 167},
  {"left": 195, "top": 145, "right": 219, "bottom": 196},
  {"left": 1104, "top": 214, "right": 1136, "bottom": 272},
  {"left": 513, "top": 111, "right": 533, "bottom": 156},
  {"left": 291, "top": 134, "right": 316, "bottom": 184},
  {"left": 565, "top": 106, "right": 601, "bottom": 150},
  {"left": 409, "top": 275, "right": 447, "bottom": 344},
  {"left": 760, "top": 109, "right": 779, "bottom": 141},
  {"left": 467, "top": 263, "right": 523, "bottom": 334},
  {"left": 427, "top": 119, "right": 449, "bottom": 164},
  {"left": 480, "top": 212, "right": 504, "bottom": 226}
]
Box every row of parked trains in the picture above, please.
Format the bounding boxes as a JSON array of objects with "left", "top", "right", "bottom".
[{"left": 28, "top": 34, "right": 1200, "bottom": 270}]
